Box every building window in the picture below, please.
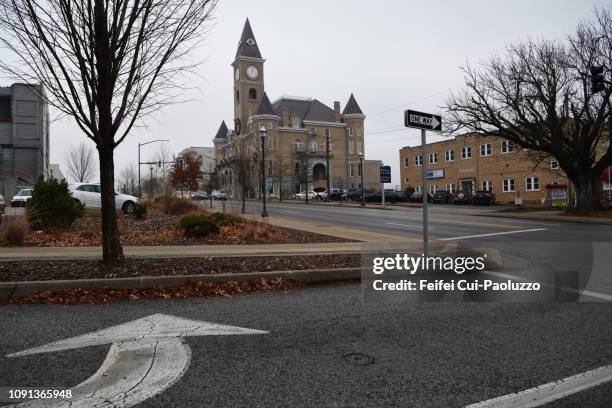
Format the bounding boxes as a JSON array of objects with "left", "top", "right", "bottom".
[
  {"left": 461, "top": 146, "right": 472, "bottom": 159},
  {"left": 405, "top": 177, "right": 410, "bottom": 183},
  {"left": 294, "top": 162, "right": 300, "bottom": 175},
  {"left": 357, "top": 142, "right": 363, "bottom": 155},
  {"left": 291, "top": 117, "right": 300, "bottom": 128},
  {"left": 348, "top": 128, "right": 353, "bottom": 137},
  {"left": 526, "top": 176, "right": 540, "bottom": 191},
  {"left": 414, "top": 155, "right": 422, "bottom": 166},
  {"left": 501, "top": 139, "right": 514, "bottom": 153},
  {"left": 404, "top": 157, "right": 410, "bottom": 168},
  {"left": 268, "top": 121, "right": 275, "bottom": 129},
  {"left": 482, "top": 180, "right": 492, "bottom": 191},
  {"left": 248, "top": 88, "right": 257, "bottom": 100},
  {"left": 349, "top": 163, "right": 355, "bottom": 177},
  {"left": 348, "top": 141, "right": 354, "bottom": 154},
  {"left": 446, "top": 183, "right": 456, "bottom": 194},
  {"left": 357, "top": 128, "right": 363, "bottom": 137},
  {"left": 445, "top": 150, "right": 454, "bottom": 162},
  {"left": 235, "top": 90, "right": 239, "bottom": 103},
  {"left": 309, "top": 141, "right": 317, "bottom": 153},
  {"left": 294, "top": 140, "right": 303, "bottom": 152},
  {"left": 503, "top": 179, "right": 515, "bottom": 192},
  {"left": 429, "top": 152, "right": 438, "bottom": 164},
  {"left": 550, "top": 159, "right": 559, "bottom": 170},
  {"left": 415, "top": 185, "right": 422, "bottom": 193},
  {"left": 430, "top": 185, "right": 437, "bottom": 194},
  {"left": 480, "top": 143, "right": 492, "bottom": 157},
  {"left": 324, "top": 128, "right": 330, "bottom": 138}
]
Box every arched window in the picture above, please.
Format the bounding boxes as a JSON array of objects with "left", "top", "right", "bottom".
[
  {"left": 249, "top": 88, "right": 257, "bottom": 100},
  {"left": 235, "top": 90, "right": 239, "bottom": 102}
]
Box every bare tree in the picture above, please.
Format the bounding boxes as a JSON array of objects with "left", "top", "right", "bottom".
[
  {"left": 445, "top": 8, "right": 612, "bottom": 212},
  {"left": 64, "top": 142, "right": 97, "bottom": 183},
  {"left": 118, "top": 164, "right": 137, "bottom": 196},
  {"left": 204, "top": 166, "right": 220, "bottom": 209},
  {"left": 272, "top": 158, "right": 292, "bottom": 201},
  {"left": 0, "top": 0, "right": 218, "bottom": 262},
  {"left": 155, "top": 144, "right": 173, "bottom": 196},
  {"left": 225, "top": 144, "right": 254, "bottom": 214}
]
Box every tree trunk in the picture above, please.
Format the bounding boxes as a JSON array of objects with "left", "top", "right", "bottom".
[
  {"left": 98, "top": 145, "right": 124, "bottom": 262},
  {"left": 241, "top": 188, "right": 246, "bottom": 213},
  {"left": 209, "top": 197, "right": 213, "bottom": 209},
  {"left": 574, "top": 172, "right": 602, "bottom": 212}
]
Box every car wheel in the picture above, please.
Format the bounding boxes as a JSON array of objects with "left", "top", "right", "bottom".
[
  {"left": 73, "top": 198, "right": 81, "bottom": 206},
  {"left": 123, "top": 201, "right": 136, "bottom": 214}
]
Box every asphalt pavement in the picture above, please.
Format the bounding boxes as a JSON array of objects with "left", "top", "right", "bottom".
[{"left": 2, "top": 282, "right": 612, "bottom": 407}]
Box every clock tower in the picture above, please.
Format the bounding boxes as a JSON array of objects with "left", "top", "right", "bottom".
[{"left": 232, "top": 18, "right": 265, "bottom": 135}]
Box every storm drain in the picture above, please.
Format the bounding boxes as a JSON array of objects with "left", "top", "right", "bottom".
[{"left": 343, "top": 353, "right": 375, "bottom": 366}]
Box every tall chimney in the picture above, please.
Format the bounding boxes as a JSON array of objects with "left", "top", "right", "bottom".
[
  {"left": 334, "top": 101, "right": 341, "bottom": 122},
  {"left": 281, "top": 106, "right": 290, "bottom": 127}
]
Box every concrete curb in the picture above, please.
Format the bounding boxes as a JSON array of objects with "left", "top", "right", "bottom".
[{"left": 0, "top": 267, "right": 365, "bottom": 302}]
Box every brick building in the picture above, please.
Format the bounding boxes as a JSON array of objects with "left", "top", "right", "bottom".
[
  {"left": 399, "top": 133, "right": 576, "bottom": 205},
  {"left": 213, "top": 19, "right": 382, "bottom": 198}
]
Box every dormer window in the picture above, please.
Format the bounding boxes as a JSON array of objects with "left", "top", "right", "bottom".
[{"left": 291, "top": 117, "right": 300, "bottom": 128}]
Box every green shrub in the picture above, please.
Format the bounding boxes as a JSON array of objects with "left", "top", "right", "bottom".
[
  {"left": 207, "top": 212, "right": 241, "bottom": 226},
  {"left": 133, "top": 202, "right": 148, "bottom": 219},
  {"left": 179, "top": 215, "right": 219, "bottom": 237},
  {"left": 163, "top": 196, "right": 197, "bottom": 215},
  {"left": 26, "top": 178, "right": 83, "bottom": 229}
]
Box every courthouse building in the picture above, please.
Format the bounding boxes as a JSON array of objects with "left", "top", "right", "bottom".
[
  {"left": 213, "top": 19, "right": 382, "bottom": 198},
  {"left": 400, "top": 133, "right": 576, "bottom": 206}
]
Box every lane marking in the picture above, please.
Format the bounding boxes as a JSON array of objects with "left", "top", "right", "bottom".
[
  {"left": 482, "top": 270, "right": 612, "bottom": 302},
  {"left": 7, "top": 314, "right": 267, "bottom": 407},
  {"left": 385, "top": 222, "right": 434, "bottom": 230},
  {"left": 440, "top": 228, "right": 546, "bottom": 241},
  {"left": 465, "top": 364, "right": 612, "bottom": 408}
]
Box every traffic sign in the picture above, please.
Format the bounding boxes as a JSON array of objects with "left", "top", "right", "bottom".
[
  {"left": 404, "top": 109, "right": 442, "bottom": 131},
  {"left": 380, "top": 166, "right": 391, "bottom": 183}
]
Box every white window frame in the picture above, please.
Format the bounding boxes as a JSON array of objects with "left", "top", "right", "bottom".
[
  {"left": 414, "top": 155, "right": 422, "bottom": 166},
  {"left": 481, "top": 180, "right": 492, "bottom": 191},
  {"left": 348, "top": 141, "right": 354, "bottom": 155},
  {"left": 461, "top": 146, "right": 472, "bottom": 160},
  {"left": 430, "top": 185, "right": 437, "bottom": 194},
  {"left": 550, "top": 159, "right": 559, "bottom": 170},
  {"left": 429, "top": 152, "right": 438, "bottom": 164},
  {"left": 348, "top": 128, "right": 353, "bottom": 137},
  {"left": 445, "top": 150, "right": 454, "bottom": 162},
  {"left": 291, "top": 117, "right": 301, "bottom": 129},
  {"left": 526, "top": 176, "right": 540, "bottom": 191},
  {"left": 415, "top": 185, "right": 422, "bottom": 193},
  {"left": 405, "top": 177, "right": 410, "bottom": 183},
  {"left": 294, "top": 140, "right": 304, "bottom": 152},
  {"left": 357, "top": 141, "right": 363, "bottom": 155},
  {"left": 501, "top": 139, "right": 514, "bottom": 154},
  {"left": 503, "top": 178, "right": 515, "bottom": 192},
  {"left": 349, "top": 163, "right": 355, "bottom": 177},
  {"left": 480, "top": 143, "right": 492, "bottom": 157},
  {"left": 446, "top": 183, "right": 455, "bottom": 194},
  {"left": 309, "top": 141, "right": 317, "bottom": 153}
]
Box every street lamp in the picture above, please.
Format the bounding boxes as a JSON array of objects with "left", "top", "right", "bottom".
[
  {"left": 138, "top": 139, "right": 169, "bottom": 197},
  {"left": 359, "top": 153, "right": 365, "bottom": 206},
  {"left": 259, "top": 125, "right": 268, "bottom": 218}
]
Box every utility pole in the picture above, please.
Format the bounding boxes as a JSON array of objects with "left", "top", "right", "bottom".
[
  {"left": 359, "top": 154, "right": 365, "bottom": 207},
  {"left": 137, "top": 139, "right": 169, "bottom": 197},
  {"left": 325, "top": 133, "right": 330, "bottom": 201}
]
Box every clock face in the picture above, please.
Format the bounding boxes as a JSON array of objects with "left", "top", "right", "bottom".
[
  {"left": 246, "top": 65, "right": 258, "bottom": 79},
  {"left": 234, "top": 68, "right": 240, "bottom": 82}
]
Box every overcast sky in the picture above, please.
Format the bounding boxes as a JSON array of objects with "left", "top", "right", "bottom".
[{"left": 1, "top": 0, "right": 610, "bottom": 187}]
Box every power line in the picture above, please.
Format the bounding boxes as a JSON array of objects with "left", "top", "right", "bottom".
[{"left": 367, "top": 85, "right": 464, "bottom": 118}]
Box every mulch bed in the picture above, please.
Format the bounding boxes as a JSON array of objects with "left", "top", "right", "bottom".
[
  {"left": 4, "top": 278, "right": 305, "bottom": 305},
  {"left": 0, "top": 254, "right": 362, "bottom": 282},
  {"left": 2, "top": 208, "right": 352, "bottom": 247}
]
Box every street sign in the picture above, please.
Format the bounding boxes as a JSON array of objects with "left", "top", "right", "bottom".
[
  {"left": 380, "top": 166, "right": 391, "bottom": 183},
  {"left": 7, "top": 314, "right": 267, "bottom": 407},
  {"left": 404, "top": 109, "right": 442, "bottom": 131}
]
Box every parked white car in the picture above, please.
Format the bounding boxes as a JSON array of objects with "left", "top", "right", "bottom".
[
  {"left": 294, "top": 191, "right": 316, "bottom": 200},
  {"left": 70, "top": 183, "right": 139, "bottom": 214},
  {"left": 10, "top": 188, "right": 33, "bottom": 207}
]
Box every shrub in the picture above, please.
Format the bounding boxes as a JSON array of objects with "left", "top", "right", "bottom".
[
  {"left": 26, "top": 177, "right": 83, "bottom": 229},
  {"left": 163, "top": 196, "right": 197, "bottom": 215},
  {"left": 208, "top": 212, "right": 241, "bottom": 226},
  {"left": 179, "top": 214, "right": 219, "bottom": 237},
  {"left": 1, "top": 216, "right": 28, "bottom": 246},
  {"left": 133, "top": 202, "right": 148, "bottom": 219}
]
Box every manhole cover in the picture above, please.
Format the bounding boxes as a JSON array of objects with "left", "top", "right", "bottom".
[{"left": 343, "top": 353, "right": 375, "bottom": 366}]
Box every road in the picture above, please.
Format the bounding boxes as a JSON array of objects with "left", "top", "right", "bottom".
[{"left": 2, "top": 282, "right": 612, "bottom": 407}]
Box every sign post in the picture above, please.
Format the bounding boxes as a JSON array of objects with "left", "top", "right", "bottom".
[
  {"left": 379, "top": 165, "right": 391, "bottom": 209},
  {"left": 404, "top": 109, "right": 442, "bottom": 258}
]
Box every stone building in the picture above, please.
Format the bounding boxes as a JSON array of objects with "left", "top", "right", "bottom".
[
  {"left": 213, "top": 19, "right": 382, "bottom": 199},
  {"left": 0, "top": 83, "right": 50, "bottom": 203},
  {"left": 399, "top": 133, "right": 574, "bottom": 205}
]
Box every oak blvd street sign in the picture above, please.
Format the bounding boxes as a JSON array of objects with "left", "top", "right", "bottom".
[
  {"left": 404, "top": 109, "right": 442, "bottom": 131},
  {"left": 380, "top": 166, "right": 391, "bottom": 183}
]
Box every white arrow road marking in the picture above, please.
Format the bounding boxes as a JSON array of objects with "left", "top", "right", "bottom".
[
  {"left": 465, "top": 364, "right": 612, "bottom": 408},
  {"left": 7, "top": 314, "right": 267, "bottom": 407},
  {"left": 439, "top": 228, "right": 546, "bottom": 241}
]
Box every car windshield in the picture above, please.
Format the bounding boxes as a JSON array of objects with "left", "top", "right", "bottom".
[{"left": 16, "top": 189, "right": 32, "bottom": 197}]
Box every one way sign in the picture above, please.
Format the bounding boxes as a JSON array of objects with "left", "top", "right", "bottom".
[{"left": 404, "top": 109, "right": 442, "bottom": 131}]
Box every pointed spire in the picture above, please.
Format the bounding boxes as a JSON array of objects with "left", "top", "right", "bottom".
[
  {"left": 255, "top": 93, "right": 277, "bottom": 116},
  {"left": 214, "top": 120, "right": 228, "bottom": 140},
  {"left": 342, "top": 93, "right": 364, "bottom": 116},
  {"left": 235, "top": 18, "right": 262, "bottom": 61}
]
